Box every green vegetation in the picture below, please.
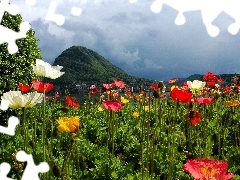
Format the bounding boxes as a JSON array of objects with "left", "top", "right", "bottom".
[
  {"left": 49, "top": 46, "right": 151, "bottom": 86},
  {"left": 0, "top": 12, "right": 41, "bottom": 95},
  {"left": 1, "top": 80, "right": 240, "bottom": 179}
]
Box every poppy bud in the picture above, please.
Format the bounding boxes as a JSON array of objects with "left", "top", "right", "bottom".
[
  {"left": 158, "top": 81, "right": 164, "bottom": 90},
  {"left": 52, "top": 164, "right": 62, "bottom": 177},
  {"left": 29, "top": 140, "right": 35, "bottom": 150},
  {"left": 188, "top": 110, "right": 195, "bottom": 119}
]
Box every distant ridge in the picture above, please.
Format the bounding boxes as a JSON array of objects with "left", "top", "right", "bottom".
[
  {"left": 49, "top": 46, "right": 151, "bottom": 86},
  {"left": 174, "top": 73, "right": 237, "bottom": 86}
]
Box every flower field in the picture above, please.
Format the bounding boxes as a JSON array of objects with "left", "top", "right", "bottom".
[{"left": 1, "top": 60, "right": 240, "bottom": 180}]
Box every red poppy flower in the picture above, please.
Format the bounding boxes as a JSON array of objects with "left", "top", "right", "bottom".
[
  {"left": 207, "top": 81, "right": 216, "bottom": 87},
  {"left": 170, "top": 88, "right": 192, "bottom": 103},
  {"left": 126, "top": 87, "right": 131, "bottom": 92},
  {"left": 217, "top": 78, "right": 223, "bottom": 83},
  {"left": 65, "top": 96, "right": 80, "bottom": 108},
  {"left": 32, "top": 80, "right": 54, "bottom": 93},
  {"left": 102, "top": 100, "right": 122, "bottom": 111},
  {"left": 18, "top": 83, "right": 31, "bottom": 93},
  {"left": 186, "top": 110, "right": 203, "bottom": 124},
  {"left": 196, "top": 97, "right": 213, "bottom": 105},
  {"left": 113, "top": 80, "right": 126, "bottom": 88},
  {"left": 203, "top": 72, "right": 218, "bottom": 82},
  {"left": 183, "top": 158, "right": 234, "bottom": 180},
  {"left": 223, "top": 86, "right": 231, "bottom": 94},
  {"left": 151, "top": 83, "right": 158, "bottom": 91},
  {"left": 168, "top": 78, "right": 178, "bottom": 84}
]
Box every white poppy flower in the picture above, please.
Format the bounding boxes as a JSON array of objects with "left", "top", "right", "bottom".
[
  {"left": 187, "top": 80, "right": 206, "bottom": 92},
  {"left": 1, "top": 91, "right": 44, "bottom": 109},
  {"left": 32, "top": 59, "right": 65, "bottom": 79}
]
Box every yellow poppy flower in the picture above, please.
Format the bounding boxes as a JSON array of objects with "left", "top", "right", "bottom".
[
  {"left": 121, "top": 96, "right": 129, "bottom": 104},
  {"left": 57, "top": 116, "right": 80, "bottom": 133},
  {"left": 133, "top": 112, "right": 140, "bottom": 118},
  {"left": 143, "top": 105, "right": 151, "bottom": 112},
  {"left": 98, "top": 106, "right": 104, "bottom": 111}
]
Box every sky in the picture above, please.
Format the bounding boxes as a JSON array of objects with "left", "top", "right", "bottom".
[{"left": 10, "top": 0, "right": 240, "bottom": 81}]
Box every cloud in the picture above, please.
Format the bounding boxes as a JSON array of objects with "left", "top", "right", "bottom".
[
  {"left": 144, "top": 59, "right": 163, "bottom": 70},
  {"left": 9, "top": 0, "right": 240, "bottom": 80}
]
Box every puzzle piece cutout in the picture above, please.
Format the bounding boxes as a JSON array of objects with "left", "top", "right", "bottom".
[
  {"left": 0, "top": 100, "right": 49, "bottom": 179},
  {"left": 0, "top": 0, "right": 19, "bottom": 22},
  {"left": 0, "top": 99, "right": 9, "bottom": 111},
  {"left": 46, "top": 0, "right": 82, "bottom": 26},
  {"left": 129, "top": 0, "right": 138, "bottom": 4},
  {"left": 150, "top": 0, "right": 240, "bottom": 37},
  {"left": 0, "top": 163, "right": 14, "bottom": 180},
  {"left": 25, "top": 0, "right": 36, "bottom": 6},
  {"left": 0, "top": 0, "right": 31, "bottom": 54},
  {"left": 0, "top": 116, "right": 19, "bottom": 136},
  {"left": 0, "top": 100, "right": 19, "bottom": 136},
  {"left": 0, "top": 151, "right": 49, "bottom": 180},
  {"left": 16, "top": 151, "right": 49, "bottom": 180},
  {"left": 0, "top": 22, "right": 30, "bottom": 54}
]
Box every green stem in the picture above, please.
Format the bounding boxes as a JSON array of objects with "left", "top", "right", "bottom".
[
  {"left": 110, "top": 111, "right": 114, "bottom": 155},
  {"left": 22, "top": 107, "right": 28, "bottom": 152},
  {"left": 141, "top": 109, "right": 145, "bottom": 180},
  {"left": 42, "top": 88, "right": 47, "bottom": 180}
]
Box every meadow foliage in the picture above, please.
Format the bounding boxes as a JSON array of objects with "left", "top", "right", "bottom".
[{"left": 1, "top": 61, "right": 240, "bottom": 179}]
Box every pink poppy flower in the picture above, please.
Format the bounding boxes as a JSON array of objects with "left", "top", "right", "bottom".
[
  {"left": 183, "top": 158, "right": 234, "bottom": 180},
  {"left": 102, "top": 100, "right": 122, "bottom": 111},
  {"left": 168, "top": 78, "right": 178, "bottom": 84},
  {"left": 113, "top": 80, "right": 126, "bottom": 88},
  {"left": 102, "top": 83, "right": 115, "bottom": 90},
  {"left": 90, "top": 85, "right": 96, "bottom": 90},
  {"left": 181, "top": 82, "right": 190, "bottom": 91},
  {"left": 32, "top": 80, "right": 54, "bottom": 93},
  {"left": 196, "top": 97, "right": 214, "bottom": 105}
]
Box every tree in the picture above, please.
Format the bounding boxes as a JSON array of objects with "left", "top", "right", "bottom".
[
  {"left": 0, "top": 11, "right": 42, "bottom": 95},
  {"left": 0, "top": 10, "right": 42, "bottom": 123}
]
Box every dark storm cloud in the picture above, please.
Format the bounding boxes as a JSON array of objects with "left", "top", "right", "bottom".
[{"left": 11, "top": 0, "right": 240, "bottom": 80}]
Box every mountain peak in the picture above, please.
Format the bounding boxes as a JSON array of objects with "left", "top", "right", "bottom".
[{"left": 50, "top": 46, "right": 150, "bottom": 86}]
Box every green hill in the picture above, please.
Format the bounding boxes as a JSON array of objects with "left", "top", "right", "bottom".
[{"left": 49, "top": 46, "right": 151, "bottom": 86}]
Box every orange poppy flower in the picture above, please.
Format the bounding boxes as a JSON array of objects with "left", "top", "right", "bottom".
[
  {"left": 65, "top": 96, "right": 80, "bottom": 108},
  {"left": 225, "top": 100, "right": 240, "bottom": 107}
]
